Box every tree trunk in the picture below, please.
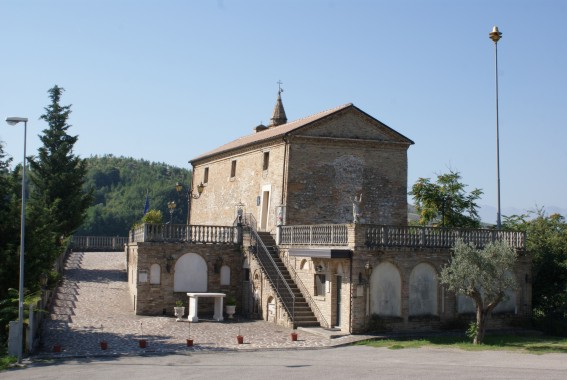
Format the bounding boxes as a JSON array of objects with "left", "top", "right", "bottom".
[{"left": 474, "top": 307, "right": 488, "bottom": 345}]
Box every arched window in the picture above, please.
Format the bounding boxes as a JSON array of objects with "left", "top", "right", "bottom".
[
  {"left": 174, "top": 253, "right": 208, "bottom": 292},
  {"left": 370, "top": 262, "right": 401, "bottom": 317},
  {"left": 150, "top": 264, "right": 161, "bottom": 285},
  {"left": 409, "top": 263, "right": 438, "bottom": 316}
]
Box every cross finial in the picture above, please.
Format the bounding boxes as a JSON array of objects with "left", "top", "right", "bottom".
[{"left": 277, "top": 80, "right": 284, "bottom": 95}]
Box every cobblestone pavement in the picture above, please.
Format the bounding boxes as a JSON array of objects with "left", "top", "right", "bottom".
[{"left": 37, "top": 251, "right": 373, "bottom": 359}]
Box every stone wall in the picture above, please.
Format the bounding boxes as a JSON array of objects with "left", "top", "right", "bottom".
[
  {"left": 286, "top": 134, "right": 409, "bottom": 226},
  {"left": 191, "top": 142, "right": 287, "bottom": 232},
  {"left": 190, "top": 110, "right": 411, "bottom": 231},
  {"left": 126, "top": 241, "right": 242, "bottom": 316},
  {"left": 127, "top": 232, "right": 531, "bottom": 334},
  {"left": 276, "top": 243, "right": 532, "bottom": 334}
]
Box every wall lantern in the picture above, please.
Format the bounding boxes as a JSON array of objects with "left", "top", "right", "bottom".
[
  {"left": 166, "top": 255, "right": 175, "bottom": 273},
  {"left": 175, "top": 181, "right": 205, "bottom": 225},
  {"left": 214, "top": 256, "right": 224, "bottom": 273},
  {"left": 316, "top": 265, "right": 324, "bottom": 273},
  {"left": 364, "top": 262, "right": 373, "bottom": 279}
]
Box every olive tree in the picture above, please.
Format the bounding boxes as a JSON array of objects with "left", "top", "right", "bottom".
[{"left": 440, "top": 239, "right": 517, "bottom": 344}]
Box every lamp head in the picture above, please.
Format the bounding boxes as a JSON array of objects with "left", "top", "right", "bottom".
[
  {"left": 196, "top": 182, "right": 205, "bottom": 195},
  {"left": 489, "top": 26, "right": 502, "bottom": 43},
  {"left": 6, "top": 117, "right": 28, "bottom": 125}
]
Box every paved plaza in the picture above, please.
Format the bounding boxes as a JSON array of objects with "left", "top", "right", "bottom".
[{"left": 37, "top": 251, "right": 372, "bottom": 359}]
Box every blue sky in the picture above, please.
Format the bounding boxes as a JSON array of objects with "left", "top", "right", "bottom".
[{"left": 1, "top": 0, "right": 566, "bottom": 221}]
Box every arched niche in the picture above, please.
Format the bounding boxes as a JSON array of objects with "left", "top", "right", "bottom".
[
  {"left": 409, "top": 262, "right": 438, "bottom": 316},
  {"left": 370, "top": 262, "right": 401, "bottom": 317},
  {"left": 267, "top": 296, "right": 276, "bottom": 321},
  {"left": 150, "top": 263, "right": 161, "bottom": 285},
  {"left": 173, "top": 252, "right": 208, "bottom": 292},
  {"left": 220, "top": 265, "right": 231, "bottom": 285}
]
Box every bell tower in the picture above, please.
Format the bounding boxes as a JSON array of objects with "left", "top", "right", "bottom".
[{"left": 270, "top": 81, "right": 287, "bottom": 127}]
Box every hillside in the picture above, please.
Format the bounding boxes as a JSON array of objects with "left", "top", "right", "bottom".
[{"left": 77, "top": 155, "right": 191, "bottom": 236}]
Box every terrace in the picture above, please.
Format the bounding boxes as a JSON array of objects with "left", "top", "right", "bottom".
[{"left": 129, "top": 223, "right": 526, "bottom": 252}]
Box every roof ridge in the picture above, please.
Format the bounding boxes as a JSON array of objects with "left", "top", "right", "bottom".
[
  {"left": 285, "top": 102, "right": 353, "bottom": 126},
  {"left": 229, "top": 102, "right": 354, "bottom": 140},
  {"left": 190, "top": 102, "right": 356, "bottom": 163}
]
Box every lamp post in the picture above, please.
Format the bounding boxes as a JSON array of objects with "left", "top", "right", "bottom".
[
  {"left": 489, "top": 26, "right": 502, "bottom": 229},
  {"left": 5, "top": 116, "right": 28, "bottom": 364},
  {"left": 175, "top": 181, "right": 204, "bottom": 225},
  {"left": 167, "top": 201, "right": 176, "bottom": 224}
]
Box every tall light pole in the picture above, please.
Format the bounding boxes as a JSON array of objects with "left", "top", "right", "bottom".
[
  {"left": 489, "top": 26, "right": 502, "bottom": 229},
  {"left": 5, "top": 116, "right": 28, "bottom": 364}
]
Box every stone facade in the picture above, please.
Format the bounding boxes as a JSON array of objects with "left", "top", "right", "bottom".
[
  {"left": 190, "top": 141, "right": 287, "bottom": 231},
  {"left": 275, "top": 226, "right": 532, "bottom": 334},
  {"left": 189, "top": 104, "right": 413, "bottom": 231},
  {"left": 126, "top": 241, "right": 242, "bottom": 316},
  {"left": 126, "top": 98, "right": 532, "bottom": 335}
]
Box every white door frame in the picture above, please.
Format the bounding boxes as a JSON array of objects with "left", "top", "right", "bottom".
[{"left": 259, "top": 184, "right": 272, "bottom": 231}]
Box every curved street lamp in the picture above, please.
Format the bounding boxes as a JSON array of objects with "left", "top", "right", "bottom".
[
  {"left": 5, "top": 116, "right": 28, "bottom": 364},
  {"left": 489, "top": 26, "right": 503, "bottom": 229},
  {"left": 175, "top": 181, "right": 205, "bottom": 225}
]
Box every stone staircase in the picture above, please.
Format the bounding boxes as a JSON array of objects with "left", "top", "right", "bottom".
[{"left": 256, "top": 231, "right": 320, "bottom": 328}]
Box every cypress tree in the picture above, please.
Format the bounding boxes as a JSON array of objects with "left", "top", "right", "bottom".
[
  {"left": 28, "top": 85, "right": 93, "bottom": 243},
  {"left": 0, "top": 142, "right": 20, "bottom": 299}
]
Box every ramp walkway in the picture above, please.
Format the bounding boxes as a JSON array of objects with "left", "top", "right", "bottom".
[{"left": 37, "top": 251, "right": 371, "bottom": 358}]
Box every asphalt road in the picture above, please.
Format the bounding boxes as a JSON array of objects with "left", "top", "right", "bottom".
[{"left": 3, "top": 346, "right": 566, "bottom": 380}]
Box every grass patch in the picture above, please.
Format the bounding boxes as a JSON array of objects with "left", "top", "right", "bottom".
[
  {"left": 356, "top": 334, "right": 567, "bottom": 354},
  {"left": 0, "top": 355, "right": 17, "bottom": 371}
]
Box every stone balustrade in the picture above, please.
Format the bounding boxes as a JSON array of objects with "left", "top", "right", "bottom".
[
  {"left": 278, "top": 224, "right": 526, "bottom": 251},
  {"left": 130, "top": 223, "right": 236, "bottom": 244}
]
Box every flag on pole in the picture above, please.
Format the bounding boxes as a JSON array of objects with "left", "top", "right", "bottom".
[{"left": 143, "top": 190, "right": 150, "bottom": 215}]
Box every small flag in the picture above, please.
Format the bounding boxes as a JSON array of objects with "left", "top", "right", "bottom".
[{"left": 143, "top": 190, "right": 150, "bottom": 215}]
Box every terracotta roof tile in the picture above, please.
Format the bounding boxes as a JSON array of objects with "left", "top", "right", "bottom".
[{"left": 191, "top": 103, "right": 354, "bottom": 163}]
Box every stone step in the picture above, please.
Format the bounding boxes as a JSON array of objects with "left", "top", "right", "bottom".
[
  {"left": 53, "top": 299, "right": 76, "bottom": 308},
  {"left": 295, "top": 321, "right": 321, "bottom": 327}
]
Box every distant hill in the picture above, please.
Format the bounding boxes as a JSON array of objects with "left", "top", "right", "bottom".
[
  {"left": 77, "top": 155, "right": 191, "bottom": 236},
  {"left": 408, "top": 203, "right": 420, "bottom": 223},
  {"left": 478, "top": 204, "right": 567, "bottom": 224},
  {"left": 78, "top": 157, "right": 564, "bottom": 236}
]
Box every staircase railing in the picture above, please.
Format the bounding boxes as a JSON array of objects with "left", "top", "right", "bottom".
[
  {"left": 236, "top": 213, "right": 258, "bottom": 232},
  {"left": 248, "top": 229, "right": 295, "bottom": 327},
  {"left": 287, "top": 262, "right": 330, "bottom": 328}
]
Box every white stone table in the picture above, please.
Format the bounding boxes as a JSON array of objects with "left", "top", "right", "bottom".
[{"left": 186, "top": 292, "right": 226, "bottom": 322}]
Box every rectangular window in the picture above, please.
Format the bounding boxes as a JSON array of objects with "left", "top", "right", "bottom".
[
  {"left": 230, "top": 160, "right": 237, "bottom": 178},
  {"left": 138, "top": 270, "right": 148, "bottom": 284},
  {"left": 203, "top": 167, "right": 209, "bottom": 184},
  {"left": 315, "top": 274, "right": 326, "bottom": 296},
  {"left": 263, "top": 152, "right": 270, "bottom": 171}
]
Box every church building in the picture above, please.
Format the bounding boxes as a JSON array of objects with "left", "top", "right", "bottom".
[{"left": 126, "top": 88, "right": 530, "bottom": 334}]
